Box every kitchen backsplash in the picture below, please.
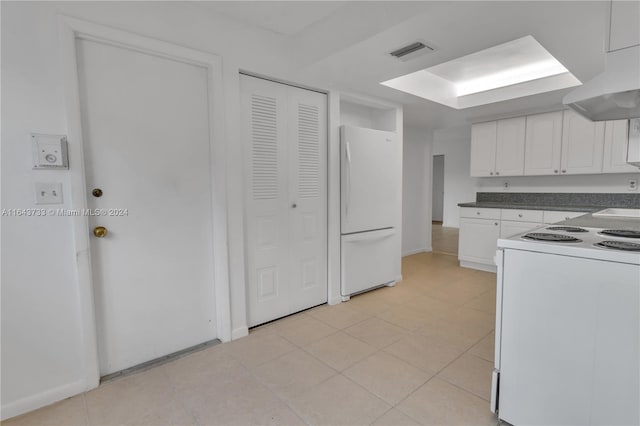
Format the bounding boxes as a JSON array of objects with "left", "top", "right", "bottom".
[{"left": 475, "top": 192, "right": 640, "bottom": 208}]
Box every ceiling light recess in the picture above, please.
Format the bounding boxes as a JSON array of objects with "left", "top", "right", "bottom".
[{"left": 381, "top": 35, "right": 581, "bottom": 109}]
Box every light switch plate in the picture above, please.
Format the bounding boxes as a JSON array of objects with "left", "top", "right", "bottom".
[
  {"left": 35, "top": 182, "right": 63, "bottom": 205},
  {"left": 32, "top": 133, "right": 69, "bottom": 169}
]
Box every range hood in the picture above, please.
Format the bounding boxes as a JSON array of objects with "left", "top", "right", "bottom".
[
  {"left": 563, "top": 1, "right": 640, "bottom": 121},
  {"left": 563, "top": 46, "right": 640, "bottom": 121}
]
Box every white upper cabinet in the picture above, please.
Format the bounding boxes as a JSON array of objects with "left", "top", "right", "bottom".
[
  {"left": 603, "top": 120, "right": 637, "bottom": 173},
  {"left": 610, "top": 1, "right": 640, "bottom": 51},
  {"left": 470, "top": 121, "right": 497, "bottom": 177},
  {"left": 495, "top": 117, "right": 526, "bottom": 176},
  {"left": 560, "top": 109, "right": 605, "bottom": 175},
  {"left": 472, "top": 110, "right": 625, "bottom": 177},
  {"left": 524, "top": 111, "right": 563, "bottom": 176}
]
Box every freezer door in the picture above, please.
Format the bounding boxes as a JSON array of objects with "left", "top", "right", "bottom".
[
  {"left": 341, "top": 126, "right": 398, "bottom": 234},
  {"left": 341, "top": 228, "right": 396, "bottom": 296}
]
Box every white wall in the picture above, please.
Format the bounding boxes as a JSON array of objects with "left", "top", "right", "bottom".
[
  {"left": 1, "top": 1, "right": 294, "bottom": 419},
  {"left": 476, "top": 173, "right": 640, "bottom": 193},
  {"left": 401, "top": 127, "right": 432, "bottom": 256},
  {"left": 432, "top": 125, "right": 479, "bottom": 228}
]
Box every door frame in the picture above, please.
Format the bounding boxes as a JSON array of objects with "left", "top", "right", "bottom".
[
  {"left": 59, "top": 16, "right": 231, "bottom": 390},
  {"left": 432, "top": 154, "right": 445, "bottom": 223}
]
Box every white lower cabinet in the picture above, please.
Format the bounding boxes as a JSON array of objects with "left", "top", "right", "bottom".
[
  {"left": 459, "top": 217, "right": 500, "bottom": 271},
  {"left": 459, "top": 208, "right": 584, "bottom": 271},
  {"left": 500, "top": 221, "right": 541, "bottom": 239},
  {"left": 543, "top": 210, "right": 585, "bottom": 224}
]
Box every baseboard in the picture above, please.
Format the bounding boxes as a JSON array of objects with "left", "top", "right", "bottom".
[
  {"left": 231, "top": 326, "right": 249, "bottom": 340},
  {"left": 328, "top": 296, "right": 342, "bottom": 306},
  {"left": 401, "top": 247, "right": 429, "bottom": 257},
  {"left": 1, "top": 378, "right": 87, "bottom": 421},
  {"left": 459, "top": 260, "right": 497, "bottom": 273}
]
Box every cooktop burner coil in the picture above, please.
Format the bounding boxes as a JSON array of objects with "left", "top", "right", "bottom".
[
  {"left": 594, "top": 240, "right": 640, "bottom": 251},
  {"left": 522, "top": 233, "right": 582, "bottom": 242},
  {"left": 546, "top": 226, "right": 588, "bottom": 233},
  {"left": 599, "top": 230, "right": 640, "bottom": 239}
]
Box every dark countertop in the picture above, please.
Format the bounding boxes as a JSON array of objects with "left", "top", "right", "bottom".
[
  {"left": 558, "top": 213, "right": 640, "bottom": 231},
  {"left": 457, "top": 201, "right": 598, "bottom": 212}
]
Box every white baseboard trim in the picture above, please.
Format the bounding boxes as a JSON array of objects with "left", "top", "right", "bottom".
[
  {"left": 1, "top": 378, "right": 87, "bottom": 421},
  {"left": 231, "top": 326, "right": 249, "bottom": 340},
  {"left": 459, "top": 260, "right": 497, "bottom": 273},
  {"left": 401, "top": 247, "right": 430, "bottom": 257},
  {"left": 328, "top": 296, "right": 342, "bottom": 306}
]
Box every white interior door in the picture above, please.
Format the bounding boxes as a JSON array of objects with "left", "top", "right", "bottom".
[
  {"left": 287, "top": 87, "right": 328, "bottom": 314},
  {"left": 77, "top": 39, "right": 217, "bottom": 375},
  {"left": 241, "top": 75, "right": 327, "bottom": 327}
]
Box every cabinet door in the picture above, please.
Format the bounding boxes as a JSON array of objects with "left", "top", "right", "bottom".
[
  {"left": 500, "top": 221, "right": 541, "bottom": 239},
  {"left": 470, "top": 121, "right": 497, "bottom": 177},
  {"left": 459, "top": 217, "right": 500, "bottom": 265},
  {"left": 495, "top": 117, "right": 526, "bottom": 176},
  {"left": 610, "top": 0, "right": 640, "bottom": 51},
  {"left": 543, "top": 210, "right": 585, "bottom": 224},
  {"left": 524, "top": 111, "right": 563, "bottom": 176},
  {"left": 561, "top": 109, "right": 605, "bottom": 175},
  {"left": 603, "top": 120, "right": 636, "bottom": 173}
]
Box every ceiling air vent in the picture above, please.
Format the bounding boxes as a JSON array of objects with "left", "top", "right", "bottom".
[{"left": 389, "top": 41, "right": 435, "bottom": 62}]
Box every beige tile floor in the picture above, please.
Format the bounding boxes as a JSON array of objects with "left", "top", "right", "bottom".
[
  {"left": 5, "top": 253, "right": 498, "bottom": 426},
  {"left": 431, "top": 224, "right": 459, "bottom": 256}
]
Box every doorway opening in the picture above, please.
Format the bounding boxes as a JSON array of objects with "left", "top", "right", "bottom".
[
  {"left": 432, "top": 155, "right": 444, "bottom": 224},
  {"left": 431, "top": 155, "right": 458, "bottom": 255}
]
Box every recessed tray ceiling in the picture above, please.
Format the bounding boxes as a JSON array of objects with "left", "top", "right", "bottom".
[{"left": 381, "top": 35, "right": 581, "bottom": 109}]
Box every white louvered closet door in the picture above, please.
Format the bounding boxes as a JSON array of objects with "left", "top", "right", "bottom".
[
  {"left": 287, "top": 85, "right": 327, "bottom": 315},
  {"left": 241, "top": 75, "right": 327, "bottom": 327}
]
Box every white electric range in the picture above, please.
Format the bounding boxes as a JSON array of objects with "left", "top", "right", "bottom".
[{"left": 491, "top": 222, "right": 640, "bottom": 425}]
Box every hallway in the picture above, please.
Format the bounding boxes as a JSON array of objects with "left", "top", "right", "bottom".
[{"left": 432, "top": 223, "right": 459, "bottom": 256}]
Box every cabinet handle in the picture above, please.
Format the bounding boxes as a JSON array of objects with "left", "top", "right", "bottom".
[
  {"left": 477, "top": 212, "right": 481, "bottom": 215},
  {"left": 496, "top": 172, "right": 500, "bottom": 176},
  {"left": 554, "top": 169, "right": 559, "bottom": 174},
  {"left": 489, "top": 172, "right": 494, "bottom": 176},
  {"left": 518, "top": 214, "right": 523, "bottom": 218},
  {"left": 494, "top": 222, "right": 499, "bottom": 226},
  {"left": 562, "top": 169, "right": 567, "bottom": 173}
]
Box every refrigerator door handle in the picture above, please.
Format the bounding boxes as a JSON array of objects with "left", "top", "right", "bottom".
[
  {"left": 346, "top": 228, "right": 395, "bottom": 242},
  {"left": 345, "top": 140, "right": 352, "bottom": 220}
]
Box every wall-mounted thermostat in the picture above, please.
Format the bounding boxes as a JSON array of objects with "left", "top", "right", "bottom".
[{"left": 31, "top": 133, "right": 69, "bottom": 170}]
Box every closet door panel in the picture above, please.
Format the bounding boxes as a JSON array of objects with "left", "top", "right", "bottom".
[
  {"left": 241, "top": 76, "right": 290, "bottom": 327},
  {"left": 287, "top": 87, "right": 328, "bottom": 313}
]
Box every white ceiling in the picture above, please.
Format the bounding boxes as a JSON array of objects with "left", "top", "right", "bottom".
[
  {"left": 196, "top": 1, "right": 610, "bottom": 130},
  {"left": 198, "top": 1, "right": 346, "bottom": 36}
]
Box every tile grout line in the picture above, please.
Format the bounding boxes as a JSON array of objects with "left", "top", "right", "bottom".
[{"left": 392, "top": 328, "right": 496, "bottom": 422}]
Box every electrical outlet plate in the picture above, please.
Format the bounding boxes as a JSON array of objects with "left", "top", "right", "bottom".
[
  {"left": 629, "top": 179, "right": 638, "bottom": 191},
  {"left": 35, "top": 182, "right": 63, "bottom": 205},
  {"left": 31, "top": 133, "right": 69, "bottom": 170}
]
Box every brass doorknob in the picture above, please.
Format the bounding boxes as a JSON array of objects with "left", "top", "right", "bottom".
[{"left": 93, "top": 226, "right": 108, "bottom": 238}]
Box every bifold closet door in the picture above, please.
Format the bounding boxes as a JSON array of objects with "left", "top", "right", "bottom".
[{"left": 241, "top": 75, "right": 327, "bottom": 327}]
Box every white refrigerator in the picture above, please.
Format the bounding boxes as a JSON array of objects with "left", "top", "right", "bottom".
[{"left": 341, "top": 125, "right": 400, "bottom": 298}]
